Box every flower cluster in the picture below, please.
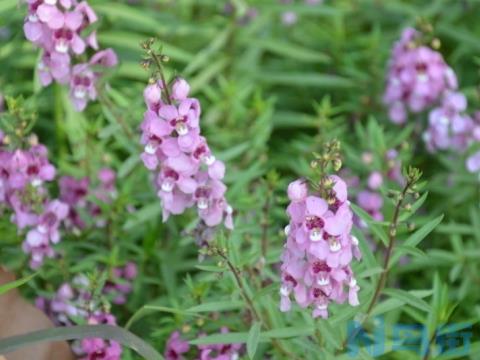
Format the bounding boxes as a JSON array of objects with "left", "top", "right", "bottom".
[
  {"left": 0, "top": 137, "right": 68, "bottom": 268},
  {"left": 423, "top": 91, "right": 477, "bottom": 153},
  {"left": 103, "top": 262, "right": 137, "bottom": 305},
  {"left": 279, "top": 177, "right": 361, "bottom": 318},
  {"left": 36, "top": 269, "right": 135, "bottom": 359},
  {"left": 384, "top": 27, "right": 457, "bottom": 124},
  {"left": 164, "top": 327, "right": 242, "bottom": 360},
  {"left": 59, "top": 167, "right": 117, "bottom": 230},
  {"left": 164, "top": 331, "right": 190, "bottom": 360},
  {"left": 23, "top": 0, "right": 118, "bottom": 111},
  {"left": 81, "top": 312, "right": 122, "bottom": 360},
  {"left": 197, "top": 327, "right": 242, "bottom": 360},
  {"left": 140, "top": 78, "right": 233, "bottom": 229}
]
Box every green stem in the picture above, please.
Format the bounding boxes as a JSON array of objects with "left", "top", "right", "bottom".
[
  {"left": 340, "top": 179, "right": 413, "bottom": 351},
  {"left": 150, "top": 51, "right": 172, "bottom": 105}
]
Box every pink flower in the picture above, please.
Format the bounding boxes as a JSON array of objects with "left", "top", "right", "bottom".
[
  {"left": 367, "top": 171, "right": 383, "bottom": 190},
  {"left": 466, "top": 151, "right": 480, "bottom": 173},
  {"left": 280, "top": 176, "right": 361, "bottom": 318},
  {"left": 288, "top": 179, "right": 308, "bottom": 202},
  {"left": 164, "top": 331, "right": 190, "bottom": 360},
  {"left": 357, "top": 190, "right": 383, "bottom": 223},
  {"left": 423, "top": 91, "right": 474, "bottom": 153},
  {"left": 384, "top": 28, "right": 457, "bottom": 124},
  {"left": 139, "top": 78, "right": 233, "bottom": 230},
  {"left": 69, "top": 63, "right": 96, "bottom": 111},
  {"left": 197, "top": 327, "right": 242, "bottom": 360},
  {"left": 23, "top": 0, "right": 117, "bottom": 111}
]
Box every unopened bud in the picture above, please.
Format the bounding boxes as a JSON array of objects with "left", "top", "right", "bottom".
[
  {"left": 182, "top": 324, "right": 191, "bottom": 333},
  {"left": 389, "top": 227, "right": 397, "bottom": 237},
  {"left": 333, "top": 159, "right": 342, "bottom": 171}
]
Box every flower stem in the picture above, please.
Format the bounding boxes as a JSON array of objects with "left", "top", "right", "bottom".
[
  {"left": 209, "top": 244, "right": 261, "bottom": 322},
  {"left": 149, "top": 51, "right": 172, "bottom": 106},
  {"left": 340, "top": 178, "right": 414, "bottom": 351}
]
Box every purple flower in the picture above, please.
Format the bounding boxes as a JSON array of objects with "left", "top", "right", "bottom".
[
  {"left": 164, "top": 331, "right": 190, "bottom": 360},
  {"left": 69, "top": 63, "right": 96, "bottom": 111},
  {"left": 357, "top": 190, "right": 383, "bottom": 223},
  {"left": 280, "top": 176, "right": 361, "bottom": 318},
  {"left": 466, "top": 151, "right": 480, "bottom": 173},
  {"left": 384, "top": 28, "right": 457, "bottom": 124},
  {"left": 367, "top": 171, "right": 383, "bottom": 190},
  {"left": 423, "top": 91, "right": 474, "bottom": 153},
  {"left": 81, "top": 313, "right": 122, "bottom": 360},
  {"left": 22, "top": 0, "right": 117, "bottom": 111},
  {"left": 139, "top": 77, "right": 233, "bottom": 231},
  {"left": 198, "top": 327, "right": 242, "bottom": 360}
]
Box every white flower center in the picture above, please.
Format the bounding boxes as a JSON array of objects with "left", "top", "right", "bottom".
[
  {"left": 144, "top": 143, "right": 157, "bottom": 155},
  {"left": 31, "top": 178, "right": 42, "bottom": 187},
  {"left": 317, "top": 304, "right": 328, "bottom": 310},
  {"left": 284, "top": 224, "right": 291, "bottom": 236},
  {"left": 310, "top": 229, "right": 322, "bottom": 242},
  {"left": 74, "top": 88, "right": 86, "bottom": 99},
  {"left": 329, "top": 238, "right": 341, "bottom": 252},
  {"left": 197, "top": 198, "right": 208, "bottom": 210},
  {"left": 317, "top": 276, "right": 329, "bottom": 286},
  {"left": 161, "top": 180, "right": 174, "bottom": 192},
  {"left": 204, "top": 154, "right": 216, "bottom": 166},
  {"left": 175, "top": 121, "right": 188, "bottom": 136},
  {"left": 417, "top": 73, "right": 428, "bottom": 83},
  {"left": 38, "top": 224, "right": 48, "bottom": 234},
  {"left": 55, "top": 40, "right": 69, "bottom": 53},
  {"left": 349, "top": 278, "right": 357, "bottom": 287},
  {"left": 280, "top": 285, "right": 290, "bottom": 297},
  {"left": 28, "top": 14, "right": 38, "bottom": 22},
  {"left": 45, "top": 0, "right": 57, "bottom": 5}
]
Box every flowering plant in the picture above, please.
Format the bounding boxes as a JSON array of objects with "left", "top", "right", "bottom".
[{"left": 0, "top": 2, "right": 479, "bottom": 360}]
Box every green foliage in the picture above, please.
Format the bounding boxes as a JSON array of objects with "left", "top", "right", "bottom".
[{"left": 1, "top": 0, "right": 480, "bottom": 359}]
